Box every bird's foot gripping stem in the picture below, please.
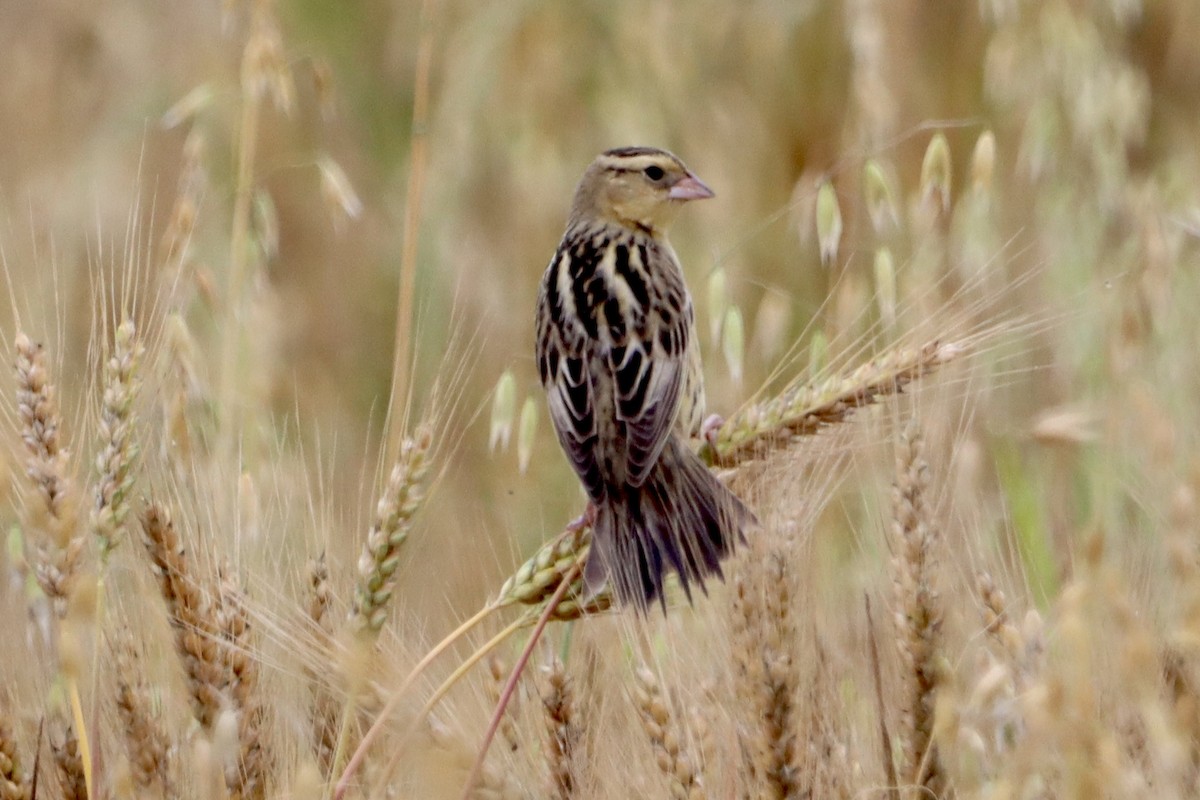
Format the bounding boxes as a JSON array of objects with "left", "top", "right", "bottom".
[
  {"left": 701, "top": 413, "right": 725, "bottom": 451},
  {"left": 567, "top": 501, "right": 598, "bottom": 533}
]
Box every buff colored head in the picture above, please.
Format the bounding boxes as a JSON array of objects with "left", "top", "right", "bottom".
[{"left": 569, "top": 146, "right": 714, "bottom": 234}]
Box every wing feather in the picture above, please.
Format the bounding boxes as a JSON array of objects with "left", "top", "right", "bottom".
[
  {"left": 537, "top": 262, "right": 605, "bottom": 501},
  {"left": 611, "top": 337, "right": 683, "bottom": 487},
  {"left": 537, "top": 232, "right": 692, "bottom": 496}
]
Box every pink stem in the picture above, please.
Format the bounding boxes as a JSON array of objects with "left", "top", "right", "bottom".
[{"left": 458, "top": 561, "right": 581, "bottom": 800}]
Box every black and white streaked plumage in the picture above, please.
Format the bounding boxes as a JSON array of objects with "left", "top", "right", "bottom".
[{"left": 535, "top": 146, "right": 754, "bottom": 611}]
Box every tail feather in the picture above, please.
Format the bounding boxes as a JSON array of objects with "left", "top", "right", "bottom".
[{"left": 585, "top": 437, "right": 754, "bottom": 612}]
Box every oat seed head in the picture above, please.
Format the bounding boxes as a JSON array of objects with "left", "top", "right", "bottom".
[
  {"left": 920, "top": 133, "right": 953, "bottom": 218},
  {"left": 488, "top": 370, "right": 516, "bottom": 453},
  {"left": 816, "top": 180, "right": 843, "bottom": 266}
]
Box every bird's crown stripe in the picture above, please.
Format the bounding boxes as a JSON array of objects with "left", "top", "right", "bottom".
[{"left": 595, "top": 153, "right": 682, "bottom": 174}]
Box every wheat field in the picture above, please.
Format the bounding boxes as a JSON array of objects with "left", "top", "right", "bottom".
[{"left": 1, "top": 1, "right": 1199, "bottom": 798}]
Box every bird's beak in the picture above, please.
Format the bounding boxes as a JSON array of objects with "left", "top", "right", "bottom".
[{"left": 667, "top": 172, "right": 715, "bottom": 201}]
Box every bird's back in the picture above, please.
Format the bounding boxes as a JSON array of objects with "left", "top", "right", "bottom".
[{"left": 536, "top": 222, "right": 700, "bottom": 487}]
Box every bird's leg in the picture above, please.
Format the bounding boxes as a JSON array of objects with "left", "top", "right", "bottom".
[
  {"left": 567, "top": 501, "right": 598, "bottom": 532},
  {"left": 701, "top": 413, "right": 725, "bottom": 450}
]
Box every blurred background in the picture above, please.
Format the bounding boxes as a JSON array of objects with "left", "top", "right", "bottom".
[{"left": 1, "top": 0, "right": 1199, "bottom": 627}]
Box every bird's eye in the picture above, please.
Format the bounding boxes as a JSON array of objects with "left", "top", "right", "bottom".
[{"left": 643, "top": 166, "right": 665, "bottom": 181}]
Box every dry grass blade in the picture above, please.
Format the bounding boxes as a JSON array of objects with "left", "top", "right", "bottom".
[
  {"left": 459, "top": 560, "right": 581, "bottom": 800},
  {"left": 365, "top": 611, "right": 535, "bottom": 799},
  {"left": 865, "top": 595, "right": 899, "bottom": 800},
  {"left": 386, "top": 0, "right": 438, "bottom": 463},
  {"left": 334, "top": 599, "right": 513, "bottom": 800},
  {"left": 703, "top": 339, "right": 964, "bottom": 468}
]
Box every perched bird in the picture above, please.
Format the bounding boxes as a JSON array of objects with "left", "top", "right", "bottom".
[{"left": 535, "top": 146, "right": 754, "bottom": 611}]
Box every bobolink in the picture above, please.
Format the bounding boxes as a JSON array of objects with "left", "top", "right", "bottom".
[{"left": 535, "top": 146, "right": 754, "bottom": 611}]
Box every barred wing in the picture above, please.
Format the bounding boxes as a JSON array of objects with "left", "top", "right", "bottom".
[
  {"left": 537, "top": 268, "right": 605, "bottom": 501},
  {"left": 608, "top": 332, "right": 685, "bottom": 488},
  {"left": 536, "top": 234, "right": 692, "bottom": 495}
]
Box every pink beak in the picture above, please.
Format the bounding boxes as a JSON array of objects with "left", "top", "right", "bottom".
[{"left": 667, "top": 172, "right": 715, "bottom": 201}]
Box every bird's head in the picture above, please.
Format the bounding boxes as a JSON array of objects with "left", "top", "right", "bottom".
[{"left": 569, "top": 146, "right": 714, "bottom": 235}]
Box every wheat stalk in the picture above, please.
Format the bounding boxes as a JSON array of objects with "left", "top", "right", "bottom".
[
  {"left": 976, "top": 570, "right": 1034, "bottom": 683},
  {"left": 889, "top": 422, "right": 945, "bottom": 798},
  {"left": 349, "top": 423, "right": 433, "bottom": 637},
  {"left": 731, "top": 550, "right": 801, "bottom": 799},
  {"left": 14, "top": 333, "right": 82, "bottom": 617},
  {"left": 49, "top": 720, "right": 87, "bottom": 800},
  {"left": 633, "top": 665, "right": 704, "bottom": 800},
  {"left": 494, "top": 524, "right": 608, "bottom": 620},
  {"left": 91, "top": 319, "right": 143, "bottom": 561},
  {"left": 158, "top": 127, "right": 204, "bottom": 290},
  {"left": 139, "top": 503, "right": 227, "bottom": 731},
  {"left": 114, "top": 630, "right": 173, "bottom": 798},
  {"left": 14, "top": 334, "right": 97, "bottom": 797},
  {"left": 217, "top": 565, "right": 267, "bottom": 800},
  {"left": 385, "top": 0, "right": 438, "bottom": 463},
  {"left": 0, "top": 714, "right": 28, "bottom": 800},
  {"left": 702, "top": 339, "right": 963, "bottom": 468},
  {"left": 305, "top": 554, "right": 339, "bottom": 775},
  {"left": 541, "top": 657, "right": 578, "bottom": 799},
  {"left": 217, "top": 4, "right": 290, "bottom": 466}
]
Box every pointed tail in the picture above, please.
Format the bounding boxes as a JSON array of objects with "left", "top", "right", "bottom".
[{"left": 586, "top": 436, "right": 754, "bottom": 611}]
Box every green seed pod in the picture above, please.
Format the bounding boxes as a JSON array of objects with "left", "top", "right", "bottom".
[
  {"left": 863, "top": 160, "right": 899, "bottom": 234},
  {"left": 489, "top": 370, "right": 516, "bottom": 452},
  {"left": 971, "top": 130, "right": 996, "bottom": 195},
  {"left": 318, "top": 155, "right": 364, "bottom": 228},
  {"left": 920, "top": 133, "right": 953, "bottom": 216},
  {"left": 816, "top": 181, "right": 843, "bottom": 266},
  {"left": 253, "top": 190, "right": 279, "bottom": 261}
]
